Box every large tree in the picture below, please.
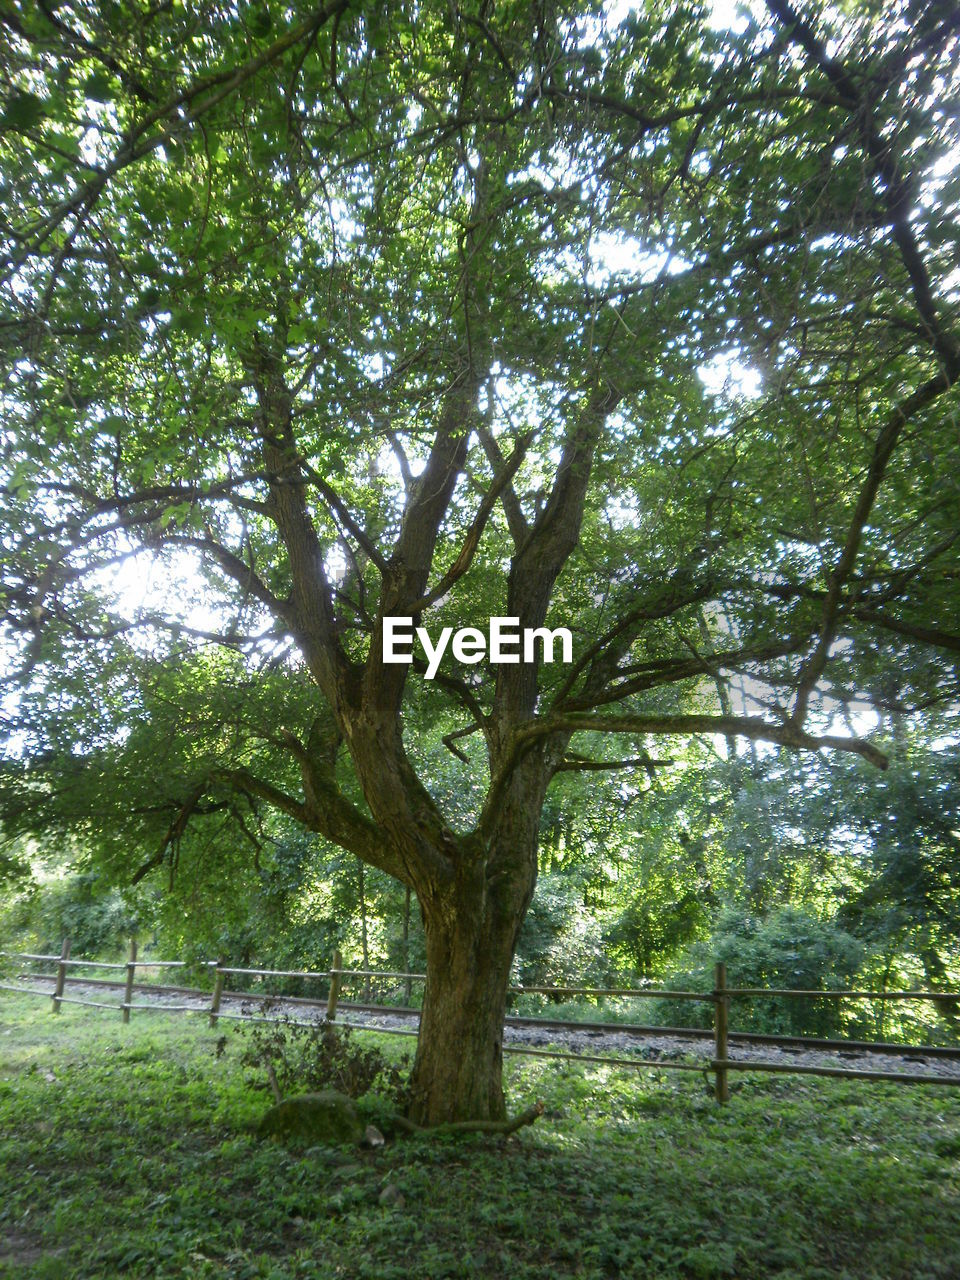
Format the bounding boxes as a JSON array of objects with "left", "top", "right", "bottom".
[{"left": 2, "top": 0, "right": 959, "bottom": 1122}]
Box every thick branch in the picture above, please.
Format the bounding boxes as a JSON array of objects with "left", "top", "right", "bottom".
[
  {"left": 383, "top": 376, "right": 480, "bottom": 613},
  {"left": 496, "top": 386, "right": 619, "bottom": 724},
  {"left": 506, "top": 713, "right": 889, "bottom": 774},
  {"left": 253, "top": 358, "right": 355, "bottom": 702}
]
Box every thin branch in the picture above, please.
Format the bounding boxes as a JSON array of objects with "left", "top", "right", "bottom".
[
  {"left": 853, "top": 610, "right": 960, "bottom": 654},
  {"left": 407, "top": 431, "right": 532, "bottom": 613},
  {"left": 442, "top": 723, "right": 482, "bottom": 763},
  {"left": 298, "top": 460, "right": 389, "bottom": 573},
  {"left": 5, "top": 1, "right": 351, "bottom": 283},
  {"left": 789, "top": 362, "right": 960, "bottom": 727},
  {"left": 555, "top": 754, "right": 672, "bottom": 773},
  {"left": 476, "top": 417, "right": 528, "bottom": 544}
]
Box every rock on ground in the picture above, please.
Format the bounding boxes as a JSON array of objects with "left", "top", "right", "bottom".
[{"left": 259, "top": 1091, "right": 363, "bottom": 1145}]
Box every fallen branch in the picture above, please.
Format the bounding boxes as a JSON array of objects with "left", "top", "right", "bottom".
[{"left": 394, "top": 1100, "right": 545, "bottom": 1136}]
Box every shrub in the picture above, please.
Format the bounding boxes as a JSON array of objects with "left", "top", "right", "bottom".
[
  {"left": 651, "top": 906, "right": 868, "bottom": 1038},
  {"left": 0, "top": 871, "right": 139, "bottom": 957},
  {"left": 233, "top": 1009, "right": 410, "bottom": 1107},
  {"left": 514, "top": 871, "right": 611, "bottom": 993}
]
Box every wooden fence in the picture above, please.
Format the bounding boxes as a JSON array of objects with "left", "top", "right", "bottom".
[{"left": 2, "top": 942, "right": 959, "bottom": 1104}]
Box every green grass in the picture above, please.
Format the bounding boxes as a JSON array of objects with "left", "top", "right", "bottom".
[{"left": 1, "top": 992, "right": 960, "bottom": 1279}]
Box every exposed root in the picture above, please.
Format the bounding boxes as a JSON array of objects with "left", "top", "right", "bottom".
[{"left": 395, "top": 1099, "right": 545, "bottom": 1136}]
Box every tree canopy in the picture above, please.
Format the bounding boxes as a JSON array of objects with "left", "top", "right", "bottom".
[{"left": 2, "top": 0, "right": 959, "bottom": 1121}]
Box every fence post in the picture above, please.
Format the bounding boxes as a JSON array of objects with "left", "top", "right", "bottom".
[
  {"left": 51, "top": 937, "right": 71, "bottom": 1014},
  {"left": 209, "top": 959, "right": 226, "bottom": 1028},
  {"left": 327, "top": 949, "right": 342, "bottom": 1021},
  {"left": 714, "top": 960, "right": 729, "bottom": 1104},
  {"left": 122, "top": 937, "right": 138, "bottom": 1024}
]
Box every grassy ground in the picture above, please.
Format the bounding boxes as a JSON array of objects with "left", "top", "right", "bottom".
[{"left": 1, "top": 991, "right": 959, "bottom": 1280}]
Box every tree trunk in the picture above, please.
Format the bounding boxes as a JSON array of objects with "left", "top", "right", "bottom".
[
  {"left": 348, "top": 726, "right": 556, "bottom": 1126},
  {"left": 406, "top": 840, "right": 537, "bottom": 1126}
]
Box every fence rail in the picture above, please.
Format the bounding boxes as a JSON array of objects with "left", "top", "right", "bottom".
[{"left": 3, "top": 942, "right": 959, "bottom": 1104}]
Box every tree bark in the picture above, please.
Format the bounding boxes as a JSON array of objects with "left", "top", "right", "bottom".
[
  {"left": 407, "top": 880, "right": 526, "bottom": 1126},
  {"left": 406, "top": 762, "right": 549, "bottom": 1126}
]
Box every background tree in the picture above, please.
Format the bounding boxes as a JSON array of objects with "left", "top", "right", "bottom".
[{"left": 2, "top": 0, "right": 959, "bottom": 1121}]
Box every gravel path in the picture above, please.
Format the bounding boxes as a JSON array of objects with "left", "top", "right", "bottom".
[{"left": 12, "top": 975, "right": 960, "bottom": 1081}]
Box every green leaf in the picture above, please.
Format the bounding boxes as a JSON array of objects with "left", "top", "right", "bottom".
[
  {"left": 83, "top": 72, "right": 114, "bottom": 103},
  {"left": 1, "top": 91, "right": 45, "bottom": 131},
  {"left": 249, "top": 5, "right": 272, "bottom": 37}
]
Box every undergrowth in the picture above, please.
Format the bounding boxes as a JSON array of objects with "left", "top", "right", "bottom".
[
  {"left": 231, "top": 1005, "right": 409, "bottom": 1107},
  {"left": 1, "top": 992, "right": 959, "bottom": 1279}
]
